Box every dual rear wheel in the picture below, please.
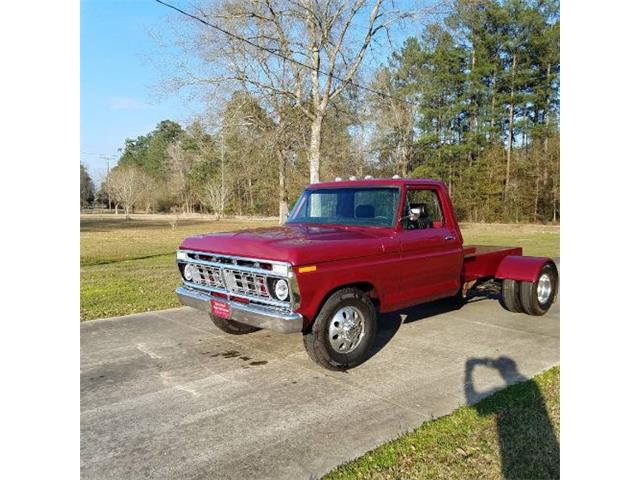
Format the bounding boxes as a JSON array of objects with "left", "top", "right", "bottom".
[{"left": 501, "top": 262, "right": 558, "bottom": 316}]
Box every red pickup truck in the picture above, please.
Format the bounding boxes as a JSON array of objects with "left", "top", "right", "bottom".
[{"left": 176, "top": 178, "right": 558, "bottom": 370}]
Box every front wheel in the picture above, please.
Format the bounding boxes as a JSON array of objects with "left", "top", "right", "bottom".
[{"left": 303, "top": 288, "right": 377, "bottom": 370}]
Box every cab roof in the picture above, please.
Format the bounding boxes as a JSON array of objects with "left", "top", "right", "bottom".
[{"left": 306, "top": 178, "right": 446, "bottom": 189}]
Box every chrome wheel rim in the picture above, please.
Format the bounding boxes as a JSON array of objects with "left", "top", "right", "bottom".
[
  {"left": 537, "top": 273, "right": 552, "bottom": 304},
  {"left": 328, "top": 306, "right": 366, "bottom": 354}
]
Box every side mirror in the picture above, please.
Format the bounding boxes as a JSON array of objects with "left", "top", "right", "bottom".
[{"left": 409, "top": 207, "right": 421, "bottom": 222}]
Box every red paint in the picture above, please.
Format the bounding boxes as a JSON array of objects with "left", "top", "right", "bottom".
[
  {"left": 462, "top": 246, "right": 523, "bottom": 282},
  {"left": 180, "top": 179, "right": 556, "bottom": 327},
  {"left": 494, "top": 255, "right": 552, "bottom": 282}
]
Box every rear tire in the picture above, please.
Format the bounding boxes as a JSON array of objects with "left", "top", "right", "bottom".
[
  {"left": 209, "top": 313, "right": 260, "bottom": 334},
  {"left": 303, "top": 288, "right": 377, "bottom": 370},
  {"left": 501, "top": 279, "right": 524, "bottom": 313},
  {"left": 519, "top": 263, "right": 558, "bottom": 316}
]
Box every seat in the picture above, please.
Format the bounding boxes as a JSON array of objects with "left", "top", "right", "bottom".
[{"left": 355, "top": 204, "right": 375, "bottom": 218}]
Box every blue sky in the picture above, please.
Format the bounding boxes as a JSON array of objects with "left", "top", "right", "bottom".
[
  {"left": 81, "top": 0, "right": 198, "bottom": 179},
  {"left": 81, "top": 0, "right": 427, "bottom": 181}
]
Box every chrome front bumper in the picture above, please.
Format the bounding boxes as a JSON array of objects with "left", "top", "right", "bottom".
[{"left": 176, "top": 286, "right": 303, "bottom": 334}]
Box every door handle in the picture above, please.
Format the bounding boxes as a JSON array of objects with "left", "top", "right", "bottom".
[{"left": 444, "top": 235, "right": 455, "bottom": 241}]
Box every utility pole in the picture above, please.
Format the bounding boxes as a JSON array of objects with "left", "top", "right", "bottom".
[{"left": 100, "top": 154, "right": 116, "bottom": 213}]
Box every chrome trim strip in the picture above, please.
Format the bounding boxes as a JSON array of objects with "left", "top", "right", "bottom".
[
  {"left": 182, "top": 280, "right": 291, "bottom": 309},
  {"left": 176, "top": 286, "right": 303, "bottom": 334},
  {"left": 178, "top": 249, "right": 290, "bottom": 277}
]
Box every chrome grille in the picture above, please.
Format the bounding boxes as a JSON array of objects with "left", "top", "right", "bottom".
[
  {"left": 178, "top": 250, "right": 292, "bottom": 309},
  {"left": 191, "top": 264, "right": 225, "bottom": 289},
  {"left": 223, "top": 269, "right": 270, "bottom": 299}
]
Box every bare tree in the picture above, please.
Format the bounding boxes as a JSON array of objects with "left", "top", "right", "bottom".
[
  {"left": 368, "top": 67, "right": 416, "bottom": 176},
  {"left": 199, "top": 178, "right": 230, "bottom": 219},
  {"left": 166, "top": 141, "right": 201, "bottom": 213},
  {"left": 212, "top": 91, "right": 301, "bottom": 224},
  {"left": 104, "top": 166, "right": 153, "bottom": 218},
  {"left": 166, "top": 0, "right": 434, "bottom": 184}
]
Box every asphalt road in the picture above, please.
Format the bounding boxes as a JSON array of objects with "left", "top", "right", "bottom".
[{"left": 81, "top": 283, "right": 559, "bottom": 479}]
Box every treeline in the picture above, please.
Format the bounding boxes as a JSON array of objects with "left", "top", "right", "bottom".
[
  {"left": 80, "top": 163, "right": 95, "bottom": 208},
  {"left": 94, "top": 0, "right": 559, "bottom": 223}
]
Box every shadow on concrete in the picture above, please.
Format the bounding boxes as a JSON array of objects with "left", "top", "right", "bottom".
[
  {"left": 367, "top": 281, "right": 501, "bottom": 359},
  {"left": 464, "top": 356, "right": 560, "bottom": 479}
]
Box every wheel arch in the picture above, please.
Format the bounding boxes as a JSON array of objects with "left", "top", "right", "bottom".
[
  {"left": 302, "top": 281, "right": 380, "bottom": 332},
  {"left": 495, "top": 255, "right": 557, "bottom": 283}
]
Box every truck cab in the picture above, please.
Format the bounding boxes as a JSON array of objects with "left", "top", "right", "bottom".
[{"left": 176, "top": 178, "right": 558, "bottom": 370}]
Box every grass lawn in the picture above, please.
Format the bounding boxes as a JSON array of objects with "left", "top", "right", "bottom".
[
  {"left": 80, "top": 215, "right": 559, "bottom": 320},
  {"left": 460, "top": 222, "right": 559, "bottom": 258},
  {"left": 325, "top": 366, "right": 560, "bottom": 480},
  {"left": 80, "top": 215, "right": 278, "bottom": 320}
]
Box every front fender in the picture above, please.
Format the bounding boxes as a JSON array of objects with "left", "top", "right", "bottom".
[
  {"left": 495, "top": 255, "right": 556, "bottom": 283},
  {"left": 294, "top": 262, "right": 382, "bottom": 328}
]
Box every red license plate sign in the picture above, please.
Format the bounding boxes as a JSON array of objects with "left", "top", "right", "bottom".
[{"left": 211, "top": 300, "right": 231, "bottom": 319}]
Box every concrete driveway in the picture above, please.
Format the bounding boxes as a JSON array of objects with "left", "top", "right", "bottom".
[{"left": 81, "top": 284, "right": 559, "bottom": 479}]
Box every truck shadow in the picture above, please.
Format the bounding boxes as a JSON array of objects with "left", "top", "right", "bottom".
[
  {"left": 369, "top": 281, "right": 501, "bottom": 358},
  {"left": 464, "top": 356, "right": 560, "bottom": 479}
]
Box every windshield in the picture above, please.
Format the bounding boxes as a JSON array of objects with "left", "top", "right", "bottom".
[{"left": 287, "top": 187, "right": 400, "bottom": 227}]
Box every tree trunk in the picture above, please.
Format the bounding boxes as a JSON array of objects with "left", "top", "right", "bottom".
[
  {"left": 277, "top": 150, "right": 288, "bottom": 224},
  {"left": 490, "top": 66, "right": 497, "bottom": 142},
  {"left": 534, "top": 151, "right": 540, "bottom": 222},
  {"left": 505, "top": 53, "right": 517, "bottom": 200},
  {"left": 308, "top": 114, "right": 324, "bottom": 183},
  {"left": 469, "top": 47, "right": 477, "bottom": 166},
  {"left": 544, "top": 63, "right": 552, "bottom": 155},
  {"left": 400, "top": 144, "right": 409, "bottom": 177}
]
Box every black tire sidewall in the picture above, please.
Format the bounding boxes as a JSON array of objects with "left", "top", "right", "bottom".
[
  {"left": 313, "top": 290, "right": 377, "bottom": 369},
  {"left": 523, "top": 263, "right": 558, "bottom": 315},
  {"left": 501, "top": 278, "right": 523, "bottom": 313},
  {"left": 535, "top": 264, "right": 558, "bottom": 312}
]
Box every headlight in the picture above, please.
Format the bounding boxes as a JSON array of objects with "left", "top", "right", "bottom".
[
  {"left": 177, "top": 250, "right": 188, "bottom": 261},
  {"left": 183, "top": 264, "right": 195, "bottom": 281},
  {"left": 274, "top": 279, "right": 289, "bottom": 301}
]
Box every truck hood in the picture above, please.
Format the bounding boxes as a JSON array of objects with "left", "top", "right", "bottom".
[{"left": 179, "top": 224, "right": 392, "bottom": 265}]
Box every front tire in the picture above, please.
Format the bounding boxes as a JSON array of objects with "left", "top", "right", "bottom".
[
  {"left": 519, "top": 263, "right": 558, "bottom": 316},
  {"left": 209, "top": 313, "right": 260, "bottom": 334},
  {"left": 303, "top": 288, "right": 377, "bottom": 370}
]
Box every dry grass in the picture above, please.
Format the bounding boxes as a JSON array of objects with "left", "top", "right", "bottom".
[
  {"left": 80, "top": 214, "right": 278, "bottom": 266},
  {"left": 460, "top": 222, "right": 559, "bottom": 258},
  {"left": 80, "top": 214, "right": 278, "bottom": 319}
]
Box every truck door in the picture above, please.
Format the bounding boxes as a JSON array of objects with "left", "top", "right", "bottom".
[{"left": 397, "top": 186, "right": 463, "bottom": 306}]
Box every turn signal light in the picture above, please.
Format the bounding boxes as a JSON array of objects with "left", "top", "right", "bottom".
[{"left": 298, "top": 265, "right": 317, "bottom": 273}]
